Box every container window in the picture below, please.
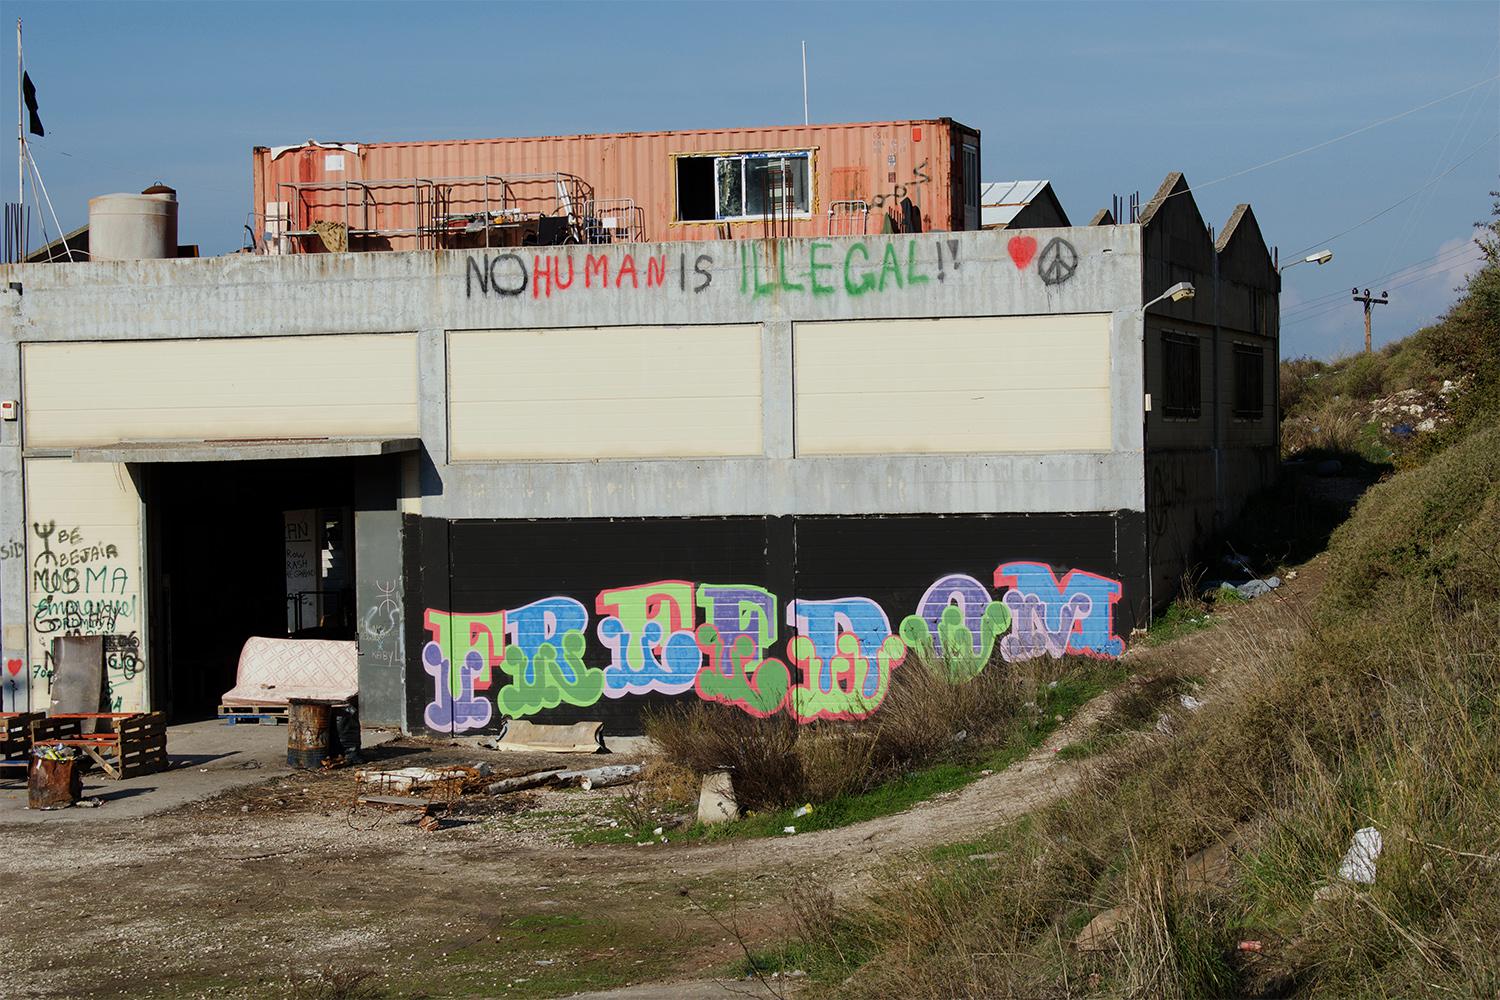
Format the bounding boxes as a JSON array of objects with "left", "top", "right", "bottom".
[
  {"left": 1162, "top": 332, "right": 1201, "bottom": 419},
  {"left": 676, "top": 150, "right": 811, "bottom": 221},
  {"left": 1233, "top": 343, "right": 1265, "bottom": 420},
  {"left": 676, "top": 157, "right": 716, "bottom": 221}
]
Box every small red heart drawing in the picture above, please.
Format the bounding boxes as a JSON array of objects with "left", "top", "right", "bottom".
[
  {"left": 5, "top": 658, "right": 22, "bottom": 677},
  {"left": 1007, "top": 236, "right": 1038, "bottom": 270}
]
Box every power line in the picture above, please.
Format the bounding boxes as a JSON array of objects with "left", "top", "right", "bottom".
[
  {"left": 1288, "top": 130, "right": 1499, "bottom": 258},
  {"left": 1281, "top": 250, "right": 1482, "bottom": 326},
  {"left": 1283, "top": 249, "right": 1480, "bottom": 324},
  {"left": 1282, "top": 242, "right": 1481, "bottom": 319},
  {"left": 1371, "top": 68, "right": 1496, "bottom": 284},
  {"left": 1177, "top": 73, "right": 1500, "bottom": 198},
  {"left": 1284, "top": 256, "right": 1477, "bottom": 327}
]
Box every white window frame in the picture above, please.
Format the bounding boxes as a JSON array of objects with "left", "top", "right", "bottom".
[{"left": 709, "top": 150, "right": 813, "bottom": 222}]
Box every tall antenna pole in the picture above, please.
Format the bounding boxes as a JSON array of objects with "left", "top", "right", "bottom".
[
  {"left": 798, "top": 41, "right": 810, "bottom": 127},
  {"left": 17, "top": 18, "right": 24, "bottom": 253}
]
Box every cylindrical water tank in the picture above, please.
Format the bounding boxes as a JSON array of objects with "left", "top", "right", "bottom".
[{"left": 88, "top": 185, "right": 178, "bottom": 260}]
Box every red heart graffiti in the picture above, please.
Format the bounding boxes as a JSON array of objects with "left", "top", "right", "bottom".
[
  {"left": 1007, "top": 236, "right": 1038, "bottom": 270},
  {"left": 5, "top": 658, "right": 21, "bottom": 677}
]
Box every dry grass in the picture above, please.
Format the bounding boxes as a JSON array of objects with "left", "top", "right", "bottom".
[
  {"left": 644, "top": 703, "right": 805, "bottom": 812},
  {"left": 1279, "top": 395, "right": 1369, "bottom": 460},
  {"left": 646, "top": 651, "right": 1051, "bottom": 814},
  {"left": 779, "top": 418, "right": 1500, "bottom": 998}
]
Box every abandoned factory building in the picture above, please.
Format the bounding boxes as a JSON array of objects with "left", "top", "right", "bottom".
[{"left": 0, "top": 119, "right": 1280, "bottom": 735}]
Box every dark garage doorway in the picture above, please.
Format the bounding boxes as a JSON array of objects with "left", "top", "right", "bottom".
[{"left": 146, "top": 458, "right": 365, "bottom": 722}]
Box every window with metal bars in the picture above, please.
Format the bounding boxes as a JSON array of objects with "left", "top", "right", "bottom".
[
  {"left": 1161, "top": 332, "right": 1201, "bottom": 419},
  {"left": 1233, "top": 343, "right": 1265, "bottom": 420}
]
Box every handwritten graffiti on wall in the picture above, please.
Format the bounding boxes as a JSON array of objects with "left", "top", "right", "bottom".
[
  {"left": 25, "top": 520, "right": 142, "bottom": 712},
  {"left": 419, "top": 562, "right": 1124, "bottom": 731},
  {"left": 362, "top": 577, "right": 404, "bottom": 676},
  {"left": 462, "top": 232, "right": 1088, "bottom": 302}
]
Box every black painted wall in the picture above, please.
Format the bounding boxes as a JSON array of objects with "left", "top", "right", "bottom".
[{"left": 403, "top": 512, "right": 1148, "bottom": 736}]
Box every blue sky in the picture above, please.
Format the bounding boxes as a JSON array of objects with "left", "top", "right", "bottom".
[{"left": 4, "top": 0, "right": 1497, "bottom": 359}]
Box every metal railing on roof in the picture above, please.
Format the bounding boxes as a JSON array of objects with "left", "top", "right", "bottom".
[{"left": 253, "top": 172, "right": 643, "bottom": 254}]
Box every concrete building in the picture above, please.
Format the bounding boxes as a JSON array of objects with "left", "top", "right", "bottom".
[{"left": 0, "top": 169, "right": 1278, "bottom": 735}]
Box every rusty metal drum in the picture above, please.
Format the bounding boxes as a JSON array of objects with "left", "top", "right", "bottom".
[
  {"left": 29, "top": 753, "right": 82, "bottom": 809},
  {"left": 286, "top": 698, "right": 333, "bottom": 769}
]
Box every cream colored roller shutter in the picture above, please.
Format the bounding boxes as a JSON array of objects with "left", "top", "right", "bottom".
[
  {"left": 449, "top": 325, "right": 763, "bottom": 460},
  {"left": 24, "top": 458, "right": 147, "bottom": 712},
  {"left": 794, "top": 314, "right": 1112, "bottom": 454},
  {"left": 22, "top": 333, "right": 418, "bottom": 448}
]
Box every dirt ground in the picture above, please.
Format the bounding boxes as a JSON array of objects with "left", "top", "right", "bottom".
[{"left": 0, "top": 566, "right": 1323, "bottom": 1000}]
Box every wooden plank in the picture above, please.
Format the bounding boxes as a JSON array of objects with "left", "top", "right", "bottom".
[
  {"left": 358, "top": 795, "right": 439, "bottom": 813},
  {"left": 218, "top": 703, "right": 289, "bottom": 717}
]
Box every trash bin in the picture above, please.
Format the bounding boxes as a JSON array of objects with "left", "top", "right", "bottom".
[
  {"left": 286, "top": 699, "right": 333, "bottom": 769},
  {"left": 29, "top": 744, "right": 83, "bottom": 810},
  {"left": 331, "top": 699, "right": 361, "bottom": 764}
]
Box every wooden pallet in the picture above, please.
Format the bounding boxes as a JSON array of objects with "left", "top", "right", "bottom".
[
  {"left": 34, "top": 712, "right": 168, "bottom": 779},
  {"left": 218, "top": 703, "right": 289, "bottom": 725},
  {"left": 0, "top": 713, "right": 44, "bottom": 781},
  {"left": 1, "top": 712, "right": 44, "bottom": 754}
]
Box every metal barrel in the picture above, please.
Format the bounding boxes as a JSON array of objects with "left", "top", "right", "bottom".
[
  {"left": 286, "top": 699, "right": 333, "bottom": 769},
  {"left": 29, "top": 757, "right": 82, "bottom": 810}
]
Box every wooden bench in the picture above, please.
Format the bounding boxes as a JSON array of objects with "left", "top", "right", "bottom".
[{"left": 32, "top": 712, "right": 168, "bottom": 780}]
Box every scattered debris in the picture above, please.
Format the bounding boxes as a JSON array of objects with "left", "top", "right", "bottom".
[
  {"left": 75, "top": 796, "right": 104, "bottom": 809},
  {"left": 1073, "top": 906, "right": 1125, "bottom": 951},
  {"left": 1223, "top": 576, "right": 1282, "bottom": 600},
  {"left": 355, "top": 765, "right": 489, "bottom": 796},
  {"left": 782, "top": 825, "right": 796, "bottom": 835},
  {"left": 697, "top": 770, "right": 739, "bottom": 825},
  {"left": 481, "top": 720, "right": 606, "bottom": 754},
  {"left": 1179, "top": 694, "right": 1205, "bottom": 711},
  {"left": 416, "top": 813, "right": 443, "bottom": 833},
  {"left": 1313, "top": 882, "right": 1356, "bottom": 903},
  {"left": 1237, "top": 940, "right": 1264, "bottom": 953},
  {"left": 1175, "top": 837, "right": 1238, "bottom": 895},
  {"left": 793, "top": 803, "right": 814, "bottom": 818},
  {"left": 556, "top": 763, "right": 642, "bottom": 790},
  {"left": 357, "top": 794, "right": 439, "bottom": 817},
  {"left": 485, "top": 768, "right": 566, "bottom": 795},
  {"left": 1337, "top": 826, "right": 1383, "bottom": 885}
]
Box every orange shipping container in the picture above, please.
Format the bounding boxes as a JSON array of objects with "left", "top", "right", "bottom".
[{"left": 251, "top": 118, "right": 981, "bottom": 253}]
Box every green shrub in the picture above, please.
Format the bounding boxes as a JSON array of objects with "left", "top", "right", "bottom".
[{"left": 1323, "top": 421, "right": 1500, "bottom": 614}]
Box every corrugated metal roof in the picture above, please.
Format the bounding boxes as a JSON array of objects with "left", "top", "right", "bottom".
[{"left": 979, "top": 180, "right": 1050, "bottom": 227}]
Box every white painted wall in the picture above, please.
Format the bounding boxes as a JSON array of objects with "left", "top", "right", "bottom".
[
  {"left": 793, "top": 314, "right": 1112, "bottom": 455},
  {"left": 448, "top": 325, "right": 763, "bottom": 460},
  {"left": 22, "top": 333, "right": 419, "bottom": 448}
]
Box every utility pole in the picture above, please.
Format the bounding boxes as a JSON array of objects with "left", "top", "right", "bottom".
[{"left": 1352, "top": 287, "right": 1389, "bottom": 354}]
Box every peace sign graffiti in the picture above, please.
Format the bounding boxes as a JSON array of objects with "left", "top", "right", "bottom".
[{"left": 1037, "top": 237, "right": 1079, "bottom": 286}]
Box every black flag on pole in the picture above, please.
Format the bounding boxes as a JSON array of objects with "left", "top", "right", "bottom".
[{"left": 22, "top": 71, "right": 43, "bottom": 137}]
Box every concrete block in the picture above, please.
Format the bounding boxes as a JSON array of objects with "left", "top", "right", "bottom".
[{"left": 697, "top": 770, "right": 739, "bottom": 825}]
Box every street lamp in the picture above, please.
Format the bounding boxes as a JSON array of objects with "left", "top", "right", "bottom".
[
  {"left": 1279, "top": 249, "right": 1333, "bottom": 272},
  {"left": 1142, "top": 281, "right": 1195, "bottom": 310}
]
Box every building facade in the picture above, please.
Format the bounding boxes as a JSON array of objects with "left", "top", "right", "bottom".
[{"left": 0, "top": 174, "right": 1277, "bottom": 735}]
